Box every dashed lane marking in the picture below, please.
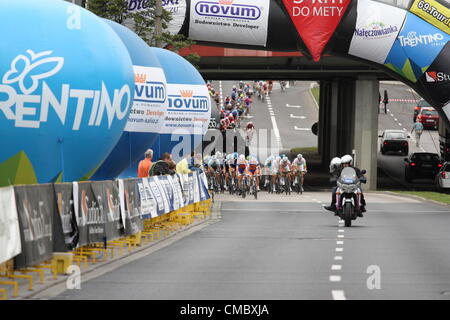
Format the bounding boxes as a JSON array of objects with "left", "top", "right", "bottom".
[
  {"left": 332, "top": 290, "right": 346, "bottom": 300},
  {"left": 331, "top": 265, "right": 342, "bottom": 271},
  {"left": 329, "top": 275, "right": 341, "bottom": 282}
]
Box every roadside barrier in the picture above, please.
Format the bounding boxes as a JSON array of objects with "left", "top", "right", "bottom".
[{"left": 0, "top": 171, "right": 211, "bottom": 299}]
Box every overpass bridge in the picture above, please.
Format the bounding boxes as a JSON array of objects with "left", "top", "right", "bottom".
[{"left": 181, "top": 45, "right": 391, "bottom": 190}]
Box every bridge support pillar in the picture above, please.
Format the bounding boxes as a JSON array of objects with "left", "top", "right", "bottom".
[
  {"left": 353, "top": 78, "right": 379, "bottom": 190},
  {"left": 318, "top": 79, "right": 355, "bottom": 166}
]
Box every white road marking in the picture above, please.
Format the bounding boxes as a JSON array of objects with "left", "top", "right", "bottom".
[
  {"left": 334, "top": 256, "right": 343, "bottom": 260},
  {"left": 398, "top": 123, "right": 402, "bottom": 126},
  {"left": 336, "top": 248, "right": 343, "bottom": 252},
  {"left": 390, "top": 113, "right": 394, "bottom": 117},
  {"left": 332, "top": 290, "right": 346, "bottom": 300},
  {"left": 337, "top": 241, "right": 344, "bottom": 245},
  {"left": 329, "top": 275, "right": 341, "bottom": 282},
  {"left": 337, "top": 235, "right": 344, "bottom": 238},
  {"left": 286, "top": 104, "right": 302, "bottom": 108},
  {"left": 290, "top": 114, "right": 307, "bottom": 119},
  {"left": 394, "top": 118, "right": 398, "bottom": 121},
  {"left": 338, "top": 229, "right": 344, "bottom": 233},
  {"left": 294, "top": 126, "right": 311, "bottom": 131},
  {"left": 331, "top": 265, "right": 342, "bottom": 271}
]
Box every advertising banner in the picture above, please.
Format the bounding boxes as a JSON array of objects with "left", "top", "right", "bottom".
[
  {"left": 444, "top": 102, "right": 450, "bottom": 120},
  {"left": 119, "top": 179, "right": 144, "bottom": 236},
  {"left": 281, "top": 0, "right": 351, "bottom": 61},
  {"left": 124, "top": 66, "right": 167, "bottom": 133},
  {"left": 127, "top": 0, "right": 187, "bottom": 35},
  {"left": 189, "top": 0, "right": 271, "bottom": 47},
  {"left": 348, "top": 0, "right": 407, "bottom": 64},
  {"left": 160, "top": 83, "right": 211, "bottom": 134},
  {"left": 157, "top": 175, "right": 176, "bottom": 212},
  {"left": 91, "top": 181, "right": 124, "bottom": 241},
  {"left": 14, "top": 184, "right": 55, "bottom": 269},
  {"left": 136, "top": 178, "right": 157, "bottom": 219},
  {"left": 198, "top": 171, "right": 210, "bottom": 201},
  {"left": 410, "top": 0, "right": 450, "bottom": 34},
  {"left": 0, "top": 187, "right": 21, "bottom": 264},
  {"left": 187, "top": 173, "right": 195, "bottom": 205},
  {"left": 418, "top": 42, "right": 450, "bottom": 107},
  {"left": 168, "top": 175, "right": 183, "bottom": 210},
  {"left": 148, "top": 177, "right": 171, "bottom": 215},
  {"left": 384, "top": 12, "right": 450, "bottom": 82},
  {"left": 54, "top": 183, "right": 79, "bottom": 250},
  {"left": 192, "top": 171, "right": 200, "bottom": 204},
  {"left": 73, "top": 182, "right": 106, "bottom": 246}
]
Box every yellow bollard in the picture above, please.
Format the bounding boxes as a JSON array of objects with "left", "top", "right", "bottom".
[
  {"left": 0, "top": 280, "right": 18, "bottom": 298},
  {"left": 0, "top": 288, "right": 6, "bottom": 300},
  {"left": 52, "top": 253, "right": 74, "bottom": 275},
  {"left": 19, "top": 268, "right": 45, "bottom": 284}
]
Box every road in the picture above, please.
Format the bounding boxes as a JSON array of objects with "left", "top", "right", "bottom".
[
  {"left": 54, "top": 192, "right": 450, "bottom": 300},
  {"left": 214, "top": 80, "right": 440, "bottom": 189},
  {"left": 378, "top": 82, "right": 440, "bottom": 189}
]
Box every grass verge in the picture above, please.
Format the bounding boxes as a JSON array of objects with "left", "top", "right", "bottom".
[
  {"left": 391, "top": 191, "right": 450, "bottom": 205},
  {"left": 311, "top": 87, "right": 320, "bottom": 105}
]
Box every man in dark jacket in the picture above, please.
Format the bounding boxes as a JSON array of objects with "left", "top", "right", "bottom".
[{"left": 150, "top": 152, "right": 173, "bottom": 176}]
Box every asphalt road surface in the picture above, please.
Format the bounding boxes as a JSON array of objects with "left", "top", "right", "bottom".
[{"left": 54, "top": 192, "right": 450, "bottom": 300}]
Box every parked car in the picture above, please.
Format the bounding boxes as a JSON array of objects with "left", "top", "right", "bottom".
[
  {"left": 404, "top": 152, "right": 443, "bottom": 182},
  {"left": 413, "top": 99, "right": 432, "bottom": 122},
  {"left": 435, "top": 162, "right": 450, "bottom": 193},
  {"left": 379, "top": 130, "right": 410, "bottom": 155},
  {"left": 416, "top": 107, "right": 439, "bottom": 130}
]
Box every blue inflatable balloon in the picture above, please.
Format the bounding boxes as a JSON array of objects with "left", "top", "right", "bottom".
[
  {"left": 0, "top": 0, "right": 134, "bottom": 186},
  {"left": 120, "top": 48, "right": 211, "bottom": 177},
  {"left": 91, "top": 19, "right": 168, "bottom": 180}
]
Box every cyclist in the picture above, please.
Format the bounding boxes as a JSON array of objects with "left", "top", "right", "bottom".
[
  {"left": 236, "top": 154, "right": 248, "bottom": 192},
  {"left": 264, "top": 154, "right": 275, "bottom": 188},
  {"left": 292, "top": 153, "right": 307, "bottom": 192},
  {"left": 279, "top": 156, "right": 292, "bottom": 192},
  {"left": 271, "top": 155, "right": 281, "bottom": 193},
  {"left": 247, "top": 155, "right": 261, "bottom": 191}
]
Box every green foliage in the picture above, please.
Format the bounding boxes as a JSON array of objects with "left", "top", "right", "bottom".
[{"left": 86, "top": 0, "right": 200, "bottom": 67}]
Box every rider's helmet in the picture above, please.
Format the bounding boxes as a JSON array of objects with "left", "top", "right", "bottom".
[
  {"left": 238, "top": 154, "right": 246, "bottom": 162},
  {"left": 330, "top": 157, "right": 342, "bottom": 172},
  {"left": 341, "top": 154, "right": 353, "bottom": 166},
  {"left": 232, "top": 152, "right": 239, "bottom": 159},
  {"left": 228, "top": 114, "right": 234, "bottom": 120},
  {"left": 275, "top": 156, "right": 281, "bottom": 162},
  {"left": 282, "top": 156, "right": 289, "bottom": 162},
  {"left": 297, "top": 154, "right": 303, "bottom": 160},
  {"left": 215, "top": 151, "right": 223, "bottom": 159},
  {"left": 246, "top": 122, "right": 254, "bottom": 129}
]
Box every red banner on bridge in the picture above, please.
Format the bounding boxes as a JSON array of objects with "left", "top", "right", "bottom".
[{"left": 282, "top": 0, "right": 351, "bottom": 61}]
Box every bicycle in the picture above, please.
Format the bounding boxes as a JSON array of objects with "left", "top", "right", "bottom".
[
  {"left": 248, "top": 173, "right": 258, "bottom": 200},
  {"left": 293, "top": 170, "right": 305, "bottom": 195},
  {"left": 277, "top": 173, "right": 291, "bottom": 195}
]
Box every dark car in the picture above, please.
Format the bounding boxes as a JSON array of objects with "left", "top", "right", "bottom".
[
  {"left": 379, "top": 130, "right": 410, "bottom": 155},
  {"left": 416, "top": 107, "right": 439, "bottom": 130},
  {"left": 413, "top": 99, "right": 432, "bottom": 122},
  {"left": 404, "top": 152, "right": 443, "bottom": 182}
]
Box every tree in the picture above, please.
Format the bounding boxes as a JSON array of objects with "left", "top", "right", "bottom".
[{"left": 86, "top": 0, "right": 200, "bottom": 67}]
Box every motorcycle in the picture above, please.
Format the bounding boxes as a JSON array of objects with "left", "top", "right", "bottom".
[{"left": 336, "top": 167, "right": 366, "bottom": 227}]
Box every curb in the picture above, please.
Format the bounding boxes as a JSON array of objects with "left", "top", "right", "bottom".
[
  {"left": 20, "top": 204, "right": 221, "bottom": 300},
  {"left": 371, "top": 190, "right": 450, "bottom": 208}
]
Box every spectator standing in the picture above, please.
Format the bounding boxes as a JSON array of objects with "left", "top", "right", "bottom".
[
  {"left": 150, "top": 152, "right": 173, "bottom": 176},
  {"left": 383, "top": 90, "right": 389, "bottom": 114},
  {"left": 411, "top": 118, "right": 424, "bottom": 147},
  {"left": 137, "top": 149, "right": 153, "bottom": 178}
]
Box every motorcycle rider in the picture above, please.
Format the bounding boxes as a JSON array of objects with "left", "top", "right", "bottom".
[{"left": 324, "top": 155, "right": 366, "bottom": 216}]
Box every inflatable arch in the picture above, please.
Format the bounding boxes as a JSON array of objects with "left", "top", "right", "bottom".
[{"left": 180, "top": 0, "right": 450, "bottom": 130}]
